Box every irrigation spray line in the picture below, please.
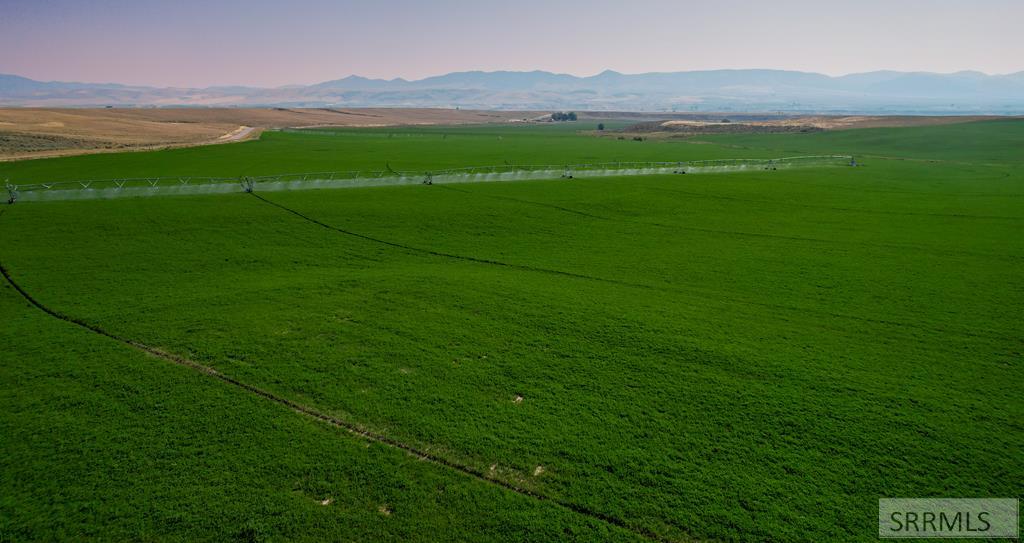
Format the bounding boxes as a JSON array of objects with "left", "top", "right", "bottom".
[
  {"left": 0, "top": 238, "right": 674, "bottom": 543},
  {"left": 5, "top": 155, "right": 853, "bottom": 203},
  {"left": 0, "top": 175, "right": 1004, "bottom": 541}
]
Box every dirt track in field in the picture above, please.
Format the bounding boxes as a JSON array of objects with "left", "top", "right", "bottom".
[
  {"left": 0, "top": 108, "right": 544, "bottom": 161},
  {"left": 3, "top": 108, "right": 1016, "bottom": 161},
  {"left": 0, "top": 208, "right": 669, "bottom": 543}
]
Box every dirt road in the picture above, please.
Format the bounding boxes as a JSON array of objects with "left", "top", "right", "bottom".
[{"left": 0, "top": 108, "right": 543, "bottom": 160}]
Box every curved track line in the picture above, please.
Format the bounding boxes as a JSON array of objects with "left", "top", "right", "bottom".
[
  {"left": 249, "top": 193, "right": 1014, "bottom": 343},
  {"left": 440, "top": 184, "right": 1021, "bottom": 263},
  {"left": 645, "top": 186, "right": 1024, "bottom": 222},
  {"left": 751, "top": 173, "right": 1024, "bottom": 198},
  {"left": 437, "top": 184, "right": 613, "bottom": 221},
  {"left": 249, "top": 192, "right": 641, "bottom": 286},
  {"left": 0, "top": 255, "right": 671, "bottom": 542}
]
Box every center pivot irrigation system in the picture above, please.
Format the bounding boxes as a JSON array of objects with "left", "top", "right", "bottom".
[{"left": 5, "top": 155, "right": 855, "bottom": 203}]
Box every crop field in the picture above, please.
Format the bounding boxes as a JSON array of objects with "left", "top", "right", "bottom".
[{"left": 1, "top": 121, "right": 1022, "bottom": 541}]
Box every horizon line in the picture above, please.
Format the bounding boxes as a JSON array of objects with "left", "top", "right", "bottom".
[{"left": 4, "top": 67, "right": 1024, "bottom": 90}]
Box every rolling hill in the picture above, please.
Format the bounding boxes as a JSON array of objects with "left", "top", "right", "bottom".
[{"left": 3, "top": 69, "right": 1023, "bottom": 113}]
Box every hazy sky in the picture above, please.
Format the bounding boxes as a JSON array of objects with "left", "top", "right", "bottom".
[{"left": 2, "top": 0, "right": 1022, "bottom": 87}]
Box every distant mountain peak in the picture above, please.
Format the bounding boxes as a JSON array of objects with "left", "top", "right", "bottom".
[{"left": 1, "top": 69, "right": 1022, "bottom": 113}]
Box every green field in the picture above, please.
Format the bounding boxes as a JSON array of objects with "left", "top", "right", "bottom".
[{"left": 1, "top": 121, "right": 1022, "bottom": 542}]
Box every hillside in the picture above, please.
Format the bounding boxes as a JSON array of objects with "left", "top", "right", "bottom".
[{"left": 3, "top": 69, "right": 1024, "bottom": 113}]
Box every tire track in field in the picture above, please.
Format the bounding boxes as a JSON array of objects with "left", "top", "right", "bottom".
[
  {"left": 645, "top": 186, "right": 1024, "bottom": 222},
  {"left": 443, "top": 182, "right": 1024, "bottom": 222},
  {"left": 432, "top": 184, "right": 858, "bottom": 248},
  {"left": 438, "top": 184, "right": 1021, "bottom": 263},
  {"left": 250, "top": 192, "right": 1015, "bottom": 343},
  {"left": 0, "top": 257, "right": 673, "bottom": 543},
  {"left": 752, "top": 173, "right": 1024, "bottom": 198},
  {"left": 249, "top": 192, "right": 644, "bottom": 286},
  {"left": 437, "top": 184, "right": 613, "bottom": 221}
]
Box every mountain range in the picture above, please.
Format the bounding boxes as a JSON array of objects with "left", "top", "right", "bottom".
[{"left": 2, "top": 69, "right": 1023, "bottom": 113}]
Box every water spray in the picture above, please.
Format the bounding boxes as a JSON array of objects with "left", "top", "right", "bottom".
[
  {"left": 8, "top": 155, "right": 854, "bottom": 203},
  {"left": 5, "top": 181, "right": 17, "bottom": 205},
  {"left": 240, "top": 176, "right": 256, "bottom": 193}
]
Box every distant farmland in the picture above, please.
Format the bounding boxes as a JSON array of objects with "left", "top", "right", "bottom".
[
  {"left": 0, "top": 108, "right": 545, "bottom": 161},
  {"left": 2, "top": 120, "right": 1022, "bottom": 541}
]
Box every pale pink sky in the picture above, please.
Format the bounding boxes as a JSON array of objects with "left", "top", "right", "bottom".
[{"left": 2, "top": 0, "right": 1022, "bottom": 87}]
